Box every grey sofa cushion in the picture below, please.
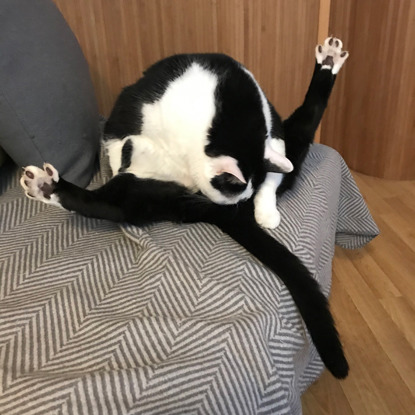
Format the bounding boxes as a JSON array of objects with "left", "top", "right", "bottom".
[
  {"left": 0, "top": 0, "right": 100, "bottom": 187},
  {"left": 0, "top": 144, "right": 379, "bottom": 415}
]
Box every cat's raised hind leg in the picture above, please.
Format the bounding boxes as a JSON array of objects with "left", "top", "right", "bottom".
[
  {"left": 279, "top": 36, "right": 348, "bottom": 193},
  {"left": 283, "top": 36, "right": 348, "bottom": 147}
]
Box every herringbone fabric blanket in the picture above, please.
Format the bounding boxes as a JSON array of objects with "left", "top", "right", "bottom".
[{"left": 0, "top": 144, "right": 378, "bottom": 415}]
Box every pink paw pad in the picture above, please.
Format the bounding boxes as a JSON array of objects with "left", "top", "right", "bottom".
[{"left": 20, "top": 163, "right": 60, "bottom": 205}]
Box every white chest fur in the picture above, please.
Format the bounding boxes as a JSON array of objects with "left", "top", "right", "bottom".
[
  {"left": 106, "top": 63, "right": 219, "bottom": 192},
  {"left": 138, "top": 64, "right": 217, "bottom": 188}
]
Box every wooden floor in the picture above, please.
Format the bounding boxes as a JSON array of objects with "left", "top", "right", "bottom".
[{"left": 301, "top": 172, "right": 415, "bottom": 415}]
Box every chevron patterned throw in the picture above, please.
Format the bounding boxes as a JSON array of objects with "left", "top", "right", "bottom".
[{"left": 0, "top": 144, "right": 378, "bottom": 415}]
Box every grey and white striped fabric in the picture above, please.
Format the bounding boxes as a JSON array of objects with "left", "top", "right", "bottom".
[{"left": 0, "top": 144, "right": 378, "bottom": 415}]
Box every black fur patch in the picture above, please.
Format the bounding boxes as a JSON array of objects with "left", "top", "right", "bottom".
[
  {"left": 210, "top": 173, "right": 247, "bottom": 197},
  {"left": 39, "top": 182, "right": 55, "bottom": 199},
  {"left": 206, "top": 55, "right": 267, "bottom": 184},
  {"left": 119, "top": 139, "right": 133, "bottom": 173},
  {"left": 264, "top": 159, "right": 287, "bottom": 174}
]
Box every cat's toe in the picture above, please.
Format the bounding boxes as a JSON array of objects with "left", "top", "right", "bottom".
[
  {"left": 316, "top": 37, "right": 349, "bottom": 75},
  {"left": 43, "top": 163, "right": 59, "bottom": 182},
  {"left": 21, "top": 166, "right": 45, "bottom": 199},
  {"left": 324, "top": 36, "right": 343, "bottom": 51},
  {"left": 20, "top": 164, "right": 61, "bottom": 207}
]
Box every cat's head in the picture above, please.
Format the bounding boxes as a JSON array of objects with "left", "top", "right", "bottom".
[{"left": 198, "top": 151, "right": 293, "bottom": 205}]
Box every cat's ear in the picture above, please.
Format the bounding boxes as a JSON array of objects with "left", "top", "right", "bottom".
[
  {"left": 211, "top": 156, "right": 247, "bottom": 184},
  {"left": 265, "top": 139, "right": 294, "bottom": 173}
]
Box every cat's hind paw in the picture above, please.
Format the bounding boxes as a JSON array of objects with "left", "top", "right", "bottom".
[
  {"left": 20, "top": 163, "right": 62, "bottom": 207},
  {"left": 316, "top": 37, "right": 349, "bottom": 75}
]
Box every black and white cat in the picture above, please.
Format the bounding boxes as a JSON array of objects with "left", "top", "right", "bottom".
[{"left": 21, "top": 37, "right": 349, "bottom": 378}]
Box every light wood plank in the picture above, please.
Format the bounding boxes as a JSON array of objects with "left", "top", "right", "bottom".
[
  {"left": 380, "top": 297, "right": 415, "bottom": 347},
  {"left": 302, "top": 370, "right": 354, "bottom": 415},
  {"left": 322, "top": 0, "right": 415, "bottom": 179},
  {"left": 334, "top": 248, "right": 415, "bottom": 395},
  {"left": 317, "top": 0, "right": 331, "bottom": 43},
  {"left": 303, "top": 172, "right": 415, "bottom": 414},
  {"left": 331, "top": 273, "right": 404, "bottom": 415},
  {"left": 342, "top": 248, "right": 401, "bottom": 300}
]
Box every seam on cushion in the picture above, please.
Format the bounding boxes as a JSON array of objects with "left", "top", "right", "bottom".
[
  {"left": 121, "top": 222, "right": 304, "bottom": 341},
  {"left": 121, "top": 222, "right": 284, "bottom": 304},
  {"left": 0, "top": 84, "right": 45, "bottom": 163}
]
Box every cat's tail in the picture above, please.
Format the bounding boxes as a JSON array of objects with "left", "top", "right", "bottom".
[{"left": 212, "top": 205, "right": 349, "bottom": 379}]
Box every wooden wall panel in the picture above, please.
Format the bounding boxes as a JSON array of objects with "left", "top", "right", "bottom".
[
  {"left": 321, "top": 0, "right": 415, "bottom": 180},
  {"left": 53, "top": 0, "right": 322, "bottom": 120}
]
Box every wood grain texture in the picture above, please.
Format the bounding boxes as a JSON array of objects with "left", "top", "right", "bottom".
[
  {"left": 52, "top": 0, "right": 322, "bottom": 121},
  {"left": 314, "top": 0, "right": 331, "bottom": 143},
  {"left": 321, "top": 0, "right": 415, "bottom": 180},
  {"left": 317, "top": 0, "right": 331, "bottom": 43},
  {"left": 302, "top": 172, "right": 415, "bottom": 414}
]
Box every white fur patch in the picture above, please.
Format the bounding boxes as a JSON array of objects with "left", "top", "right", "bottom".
[
  {"left": 105, "top": 138, "right": 126, "bottom": 176},
  {"left": 267, "top": 137, "right": 286, "bottom": 155}
]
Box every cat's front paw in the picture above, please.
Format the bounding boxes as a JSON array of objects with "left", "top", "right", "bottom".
[
  {"left": 20, "top": 163, "right": 62, "bottom": 207},
  {"left": 316, "top": 37, "right": 349, "bottom": 75},
  {"left": 254, "top": 205, "right": 281, "bottom": 229}
]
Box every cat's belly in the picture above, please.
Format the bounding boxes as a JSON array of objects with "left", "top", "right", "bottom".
[
  {"left": 130, "top": 136, "right": 198, "bottom": 189},
  {"left": 106, "top": 135, "right": 198, "bottom": 190},
  {"left": 122, "top": 63, "right": 218, "bottom": 190},
  {"left": 140, "top": 63, "right": 217, "bottom": 149}
]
